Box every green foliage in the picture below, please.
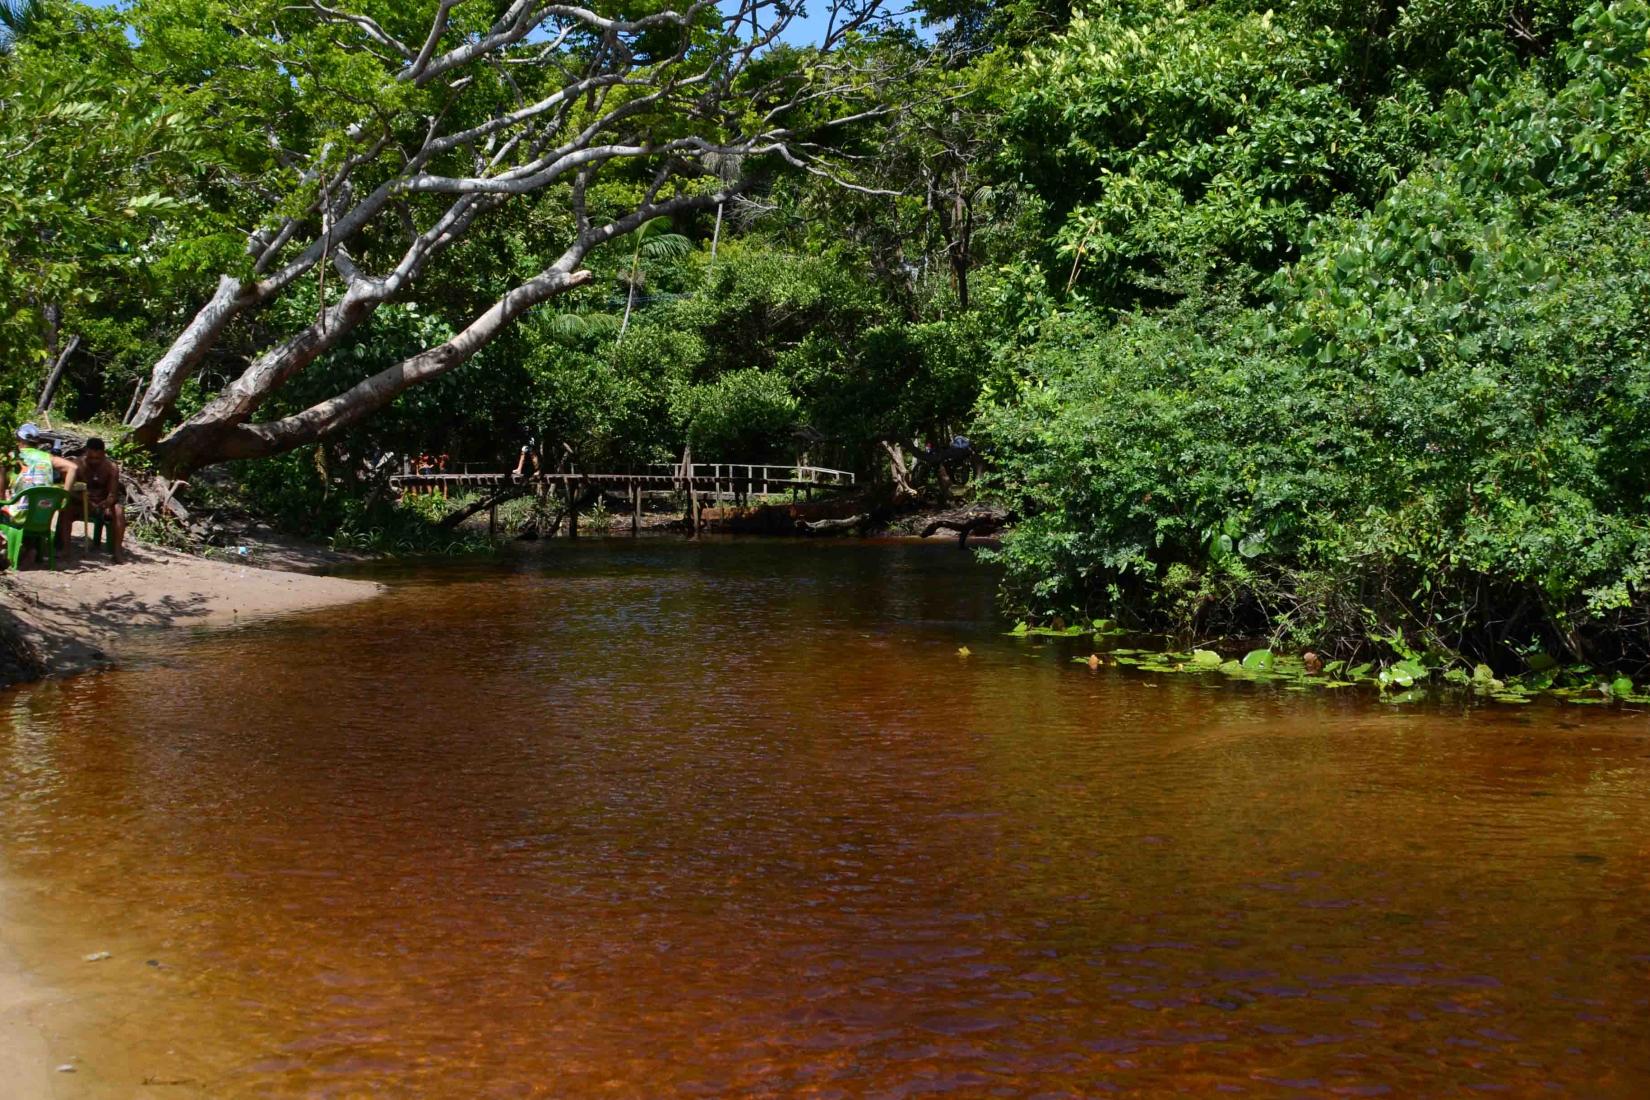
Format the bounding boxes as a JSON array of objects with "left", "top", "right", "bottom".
[
  {"left": 997, "top": 0, "right": 1614, "bottom": 305},
  {"left": 0, "top": 0, "right": 232, "bottom": 411},
  {"left": 0, "top": 0, "right": 43, "bottom": 51},
  {"left": 14, "top": 0, "right": 1650, "bottom": 678},
  {"left": 677, "top": 369, "right": 799, "bottom": 455},
  {"left": 535, "top": 243, "right": 988, "bottom": 469},
  {"left": 4, "top": 0, "right": 987, "bottom": 529},
  {"left": 982, "top": 0, "right": 1650, "bottom": 667}
]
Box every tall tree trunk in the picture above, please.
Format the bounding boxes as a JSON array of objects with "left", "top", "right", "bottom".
[
  {"left": 618, "top": 281, "right": 637, "bottom": 341},
  {"left": 36, "top": 332, "right": 81, "bottom": 414},
  {"left": 880, "top": 440, "right": 918, "bottom": 500},
  {"left": 680, "top": 443, "right": 700, "bottom": 536},
  {"left": 949, "top": 186, "right": 973, "bottom": 312}
]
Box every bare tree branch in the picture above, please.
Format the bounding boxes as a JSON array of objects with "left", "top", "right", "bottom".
[{"left": 133, "top": 0, "right": 906, "bottom": 473}]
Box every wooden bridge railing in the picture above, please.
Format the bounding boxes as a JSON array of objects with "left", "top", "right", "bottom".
[
  {"left": 388, "top": 462, "right": 857, "bottom": 537},
  {"left": 391, "top": 464, "right": 853, "bottom": 490},
  {"left": 647, "top": 463, "right": 855, "bottom": 492}
]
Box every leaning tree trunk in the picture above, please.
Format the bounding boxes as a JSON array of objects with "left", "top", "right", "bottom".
[
  {"left": 146, "top": 264, "right": 594, "bottom": 477},
  {"left": 36, "top": 332, "right": 81, "bottom": 414},
  {"left": 112, "top": 0, "right": 894, "bottom": 478}
]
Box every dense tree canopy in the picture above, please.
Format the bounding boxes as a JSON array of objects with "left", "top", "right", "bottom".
[
  {"left": 980, "top": 0, "right": 1650, "bottom": 664},
  {"left": 7, "top": 0, "right": 1650, "bottom": 666}
]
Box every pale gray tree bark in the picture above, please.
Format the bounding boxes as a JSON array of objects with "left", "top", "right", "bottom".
[{"left": 129, "top": 0, "right": 906, "bottom": 476}]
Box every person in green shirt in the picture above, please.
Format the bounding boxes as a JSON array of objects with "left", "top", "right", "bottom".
[{"left": 2, "top": 423, "right": 77, "bottom": 569}]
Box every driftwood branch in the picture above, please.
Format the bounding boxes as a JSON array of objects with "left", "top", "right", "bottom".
[
  {"left": 920, "top": 506, "right": 1007, "bottom": 548},
  {"left": 800, "top": 513, "right": 870, "bottom": 534},
  {"left": 437, "top": 483, "right": 531, "bottom": 529}
]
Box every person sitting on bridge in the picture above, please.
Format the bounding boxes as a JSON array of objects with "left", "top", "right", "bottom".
[{"left": 511, "top": 441, "right": 540, "bottom": 481}]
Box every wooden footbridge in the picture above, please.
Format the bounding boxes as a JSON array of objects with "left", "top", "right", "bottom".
[{"left": 390, "top": 462, "right": 857, "bottom": 534}]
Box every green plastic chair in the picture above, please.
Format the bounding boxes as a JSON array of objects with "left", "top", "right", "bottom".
[
  {"left": 90, "top": 510, "right": 118, "bottom": 553},
  {"left": 1, "top": 486, "right": 70, "bottom": 571}
]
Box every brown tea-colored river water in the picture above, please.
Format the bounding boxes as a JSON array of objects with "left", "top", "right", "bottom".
[{"left": 3, "top": 540, "right": 1649, "bottom": 1097}]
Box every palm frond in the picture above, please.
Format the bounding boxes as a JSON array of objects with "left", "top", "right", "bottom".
[
  {"left": 0, "top": 0, "right": 44, "bottom": 52},
  {"left": 544, "top": 310, "right": 622, "bottom": 342},
  {"left": 638, "top": 232, "right": 693, "bottom": 261}
]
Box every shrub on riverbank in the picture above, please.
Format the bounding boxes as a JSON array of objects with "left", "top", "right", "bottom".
[{"left": 980, "top": 0, "right": 1650, "bottom": 670}]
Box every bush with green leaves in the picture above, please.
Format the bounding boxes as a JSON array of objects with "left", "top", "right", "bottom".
[{"left": 982, "top": 0, "right": 1650, "bottom": 668}]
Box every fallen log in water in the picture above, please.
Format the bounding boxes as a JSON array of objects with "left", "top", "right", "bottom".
[
  {"left": 920, "top": 506, "right": 1009, "bottom": 548},
  {"left": 799, "top": 513, "right": 869, "bottom": 535}
]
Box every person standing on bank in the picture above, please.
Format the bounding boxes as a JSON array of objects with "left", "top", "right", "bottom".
[{"left": 59, "top": 437, "right": 125, "bottom": 563}]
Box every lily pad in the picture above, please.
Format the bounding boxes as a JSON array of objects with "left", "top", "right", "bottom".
[
  {"left": 1393, "top": 658, "right": 1429, "bottom": 681},
  {"left": 1191, "top": 649, "right": 1222, "bottom": 668},
  {"left": 1241, "top": 648, "right": 1275, "bottom": 672},
  {"left": 1008, "top": 622, "right": 1087, "bottom": 637}
]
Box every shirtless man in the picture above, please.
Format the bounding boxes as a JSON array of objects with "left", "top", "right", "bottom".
[
  {"left": 60, "top": 437, "right": 125, "bottom": 563},
  {"left": 511, "top": 440, "right": 540, "bottom": 481}
]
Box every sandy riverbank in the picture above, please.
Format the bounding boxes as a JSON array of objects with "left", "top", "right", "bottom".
[
  {"left": 1, "top": 542, "right": 381, "bottom": 1094},
  {"left": 1, "top": 542, "right": 382, "bottom": 683},
  {"left": 0, "top": 935, "right": 53, "bottom": 1099}
]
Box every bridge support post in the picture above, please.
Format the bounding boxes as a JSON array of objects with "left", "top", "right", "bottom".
[{"left": 631, "top": 482, "right": 641, "bottom": 534}]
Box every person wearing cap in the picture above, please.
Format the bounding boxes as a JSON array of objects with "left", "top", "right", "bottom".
[
  {"left": 2, "top": 423, "right": 77, "bottom": 567},
  {"left": 511, "top": 439, "right": 540, "bottom": 481}
]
